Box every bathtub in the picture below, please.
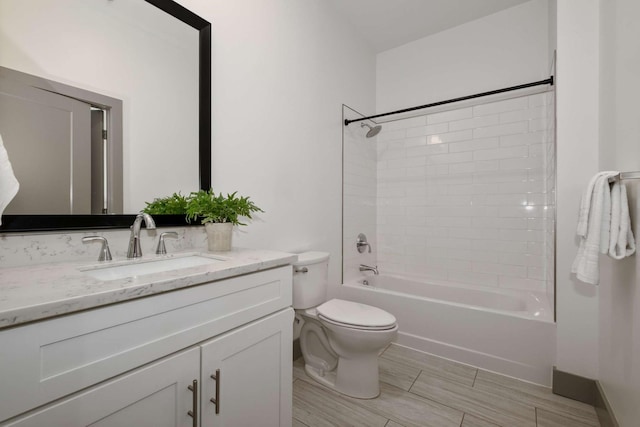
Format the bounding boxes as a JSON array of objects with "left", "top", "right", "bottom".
[{"left": 340, "top": 275, "right": 556, "bottom": 386}]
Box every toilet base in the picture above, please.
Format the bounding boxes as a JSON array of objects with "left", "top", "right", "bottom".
[{"left": 304, "top": 352, "right": 380, "bottom": 399}]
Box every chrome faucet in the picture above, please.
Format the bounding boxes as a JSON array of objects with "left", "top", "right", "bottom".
[
  {"left": 359, "top": 264, "right": 379, "bottom": 275},
  {"left": 127, "top": 213, "right": 156, "bottom": 258}
]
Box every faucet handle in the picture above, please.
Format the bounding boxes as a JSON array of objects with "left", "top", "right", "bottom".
[
  {"left": 356, "top": 233, "right": 372, "bottom": 253},
  {"left": 82, "top": 236, "right": 112, "bottom": 261},
  {"left": 156, "top": 231, "right": 178, "bottom": 254}
]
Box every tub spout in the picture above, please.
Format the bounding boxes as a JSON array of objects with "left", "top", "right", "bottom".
[{"left": 359, "top": 264, "right": 379, "bottom": 275}]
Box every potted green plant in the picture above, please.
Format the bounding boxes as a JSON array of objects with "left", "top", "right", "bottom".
[
  {"left": 186, "top": 189, "right": 263, "bottom": 251},
  {"left": 142, "top": 192, "right": 189, "bottom": 215}
]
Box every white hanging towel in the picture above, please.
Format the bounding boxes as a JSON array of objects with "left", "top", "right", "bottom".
[
  {"left": 571, "top": 171, "right": 619, "bottom": 284},
  {"left": 608, "top": 181, "right": 636, "bottom": 259},
  {"left": 0, "top": 133, "right": 19, "bottom": 225}
]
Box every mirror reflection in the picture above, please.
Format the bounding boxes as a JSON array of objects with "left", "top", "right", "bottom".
[{"left": 0, "top": 0, "right": 200, "bottom": 215}]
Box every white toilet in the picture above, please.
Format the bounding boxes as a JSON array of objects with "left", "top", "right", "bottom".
[{"left": 293, "top": 251, "right": 398, "bottom": 399}]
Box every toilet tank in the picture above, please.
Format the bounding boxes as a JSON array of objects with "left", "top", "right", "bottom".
[{"left": 292, "top": 251, "right": 330, "bottom": 309}]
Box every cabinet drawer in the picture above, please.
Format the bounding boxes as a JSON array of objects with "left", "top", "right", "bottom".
[{"left": 0, "top": 266, "right": 292, "bottom": 422}]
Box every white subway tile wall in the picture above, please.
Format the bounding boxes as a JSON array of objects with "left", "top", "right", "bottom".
[{"left": 343, "top": 92, "right": 555, "bottom": 296}]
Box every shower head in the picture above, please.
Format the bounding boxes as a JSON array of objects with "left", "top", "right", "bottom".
[{"left": 361, "top": 122, "right": 382, "bottom": 138}]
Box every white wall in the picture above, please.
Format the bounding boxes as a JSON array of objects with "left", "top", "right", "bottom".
[
  {"left": 598, "top": 0, "right": 640, "bottom": 424},
  {"left": 376, "top": 0, "right": 549, "bottom": 114},
  {"left": 177, "top": 0, "right": 376, "bottom": 295},
  {"left": 554, "top": 0, "right": 601, "bottom": 380}
]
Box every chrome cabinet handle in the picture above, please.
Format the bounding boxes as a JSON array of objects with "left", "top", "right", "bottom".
[
  {"left": 294, "top": 267, "right": 308, "bottom": 273},
  {"left": 188, "top": 379, "right": 198, "bottom": 427},
  {"left": 210, "top": 369, "right": 220, "bottom": 414},
  {"left": 82, "top": 236, "right": 112, "bottom": 261}
]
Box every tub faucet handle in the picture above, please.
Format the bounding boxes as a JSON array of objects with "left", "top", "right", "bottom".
[{"left": 356, "top": 233, "right": 372, "bottom": 253}]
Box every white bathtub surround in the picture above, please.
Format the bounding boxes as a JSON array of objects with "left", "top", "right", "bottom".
[
  {"left": 356, "top": 275, "right": 552, "bottom": 320},
  {"left": 341, "top": 275, "right": 555, "bottom": 386},
  {"left": 341, "top": 92, "right": 556, "bottom": 385}
]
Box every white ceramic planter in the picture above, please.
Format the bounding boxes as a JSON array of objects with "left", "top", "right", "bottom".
[{"left": 205, "top": 222, "right": 233, "bottom": 251}]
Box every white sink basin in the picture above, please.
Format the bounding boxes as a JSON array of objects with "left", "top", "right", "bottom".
[{"left": 81, "top": 255, "right": 225, "bottom": 281}]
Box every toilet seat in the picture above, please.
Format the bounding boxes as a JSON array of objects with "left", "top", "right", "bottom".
[
  {"left": 316, "top": 299, "right": 397, "bottom": 330},
  {"left": 317, "top": 314, "right": 397, "bottom": 331}
]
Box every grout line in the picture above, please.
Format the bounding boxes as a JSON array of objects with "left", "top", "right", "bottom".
[
  {"left": 535, "top": 407, "right": 538, "bottom": 426},
  {"left": 303, "top": 369, "right": 461, "bottom": 427},
  {"left": 408, "top": 369, "right": 422, "bottom": 391},
  {"left": 294, "top": 416, "right": 311, "bottom": 427},
  {"left": 401, "top": 371, "right": 537, "bottom": 426},
  {"left": 460, "top": 413, "right": 466, "bottom": 427},
  {"left": 472, "top": 369, "right": 479, "bottom": 388},
  {"left": 402, "top": 376, "right": 471, "bottom": 419}
]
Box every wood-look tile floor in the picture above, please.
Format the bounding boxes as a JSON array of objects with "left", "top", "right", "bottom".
[{"left": 292, "top": 344, "right": 601, "bottom": 427}]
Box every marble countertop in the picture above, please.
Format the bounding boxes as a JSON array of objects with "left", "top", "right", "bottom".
[{"left": 0, "top": 248, "right": 297, "bottom": 329}]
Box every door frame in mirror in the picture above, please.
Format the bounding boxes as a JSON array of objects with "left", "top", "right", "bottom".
[{"left": 0, "top": 0, "right": 211, "bottom": 232}]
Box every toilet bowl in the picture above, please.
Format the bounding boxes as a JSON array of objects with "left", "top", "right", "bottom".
[{"left": 293, "top": 252, "right": 397, "bottom": 399}]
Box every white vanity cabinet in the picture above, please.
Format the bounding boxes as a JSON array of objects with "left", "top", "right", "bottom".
[{"left": 0, "top": 265, "right": 294, "bottom": 427}]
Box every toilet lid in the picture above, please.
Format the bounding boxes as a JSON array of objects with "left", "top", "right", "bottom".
[{"left": 316, "top": 299, "right": 397, "bottom": 329}]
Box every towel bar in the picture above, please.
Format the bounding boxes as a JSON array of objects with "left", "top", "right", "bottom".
[{"left": 608, "top": 171, "right": 640, "bottom": 182}]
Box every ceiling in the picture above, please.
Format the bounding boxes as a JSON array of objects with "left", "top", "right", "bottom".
[{"left": 327, "top": 0, "right": 532, "bottom": 53}]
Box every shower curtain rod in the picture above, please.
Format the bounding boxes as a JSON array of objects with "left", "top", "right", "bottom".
[{"left": 344, "top": 76, "right": 554, "bottom": 126}]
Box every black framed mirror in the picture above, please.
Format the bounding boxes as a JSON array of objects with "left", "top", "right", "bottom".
[{"left": 0, "top": 0, "right": 211, "bottom": 232}]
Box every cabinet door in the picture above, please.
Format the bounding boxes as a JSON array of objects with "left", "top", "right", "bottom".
[
  {"left": 4, "top": 348, "right": 200, "bottom": 427},
  {"left": 200, "top": 308, "right": 294, "bottom": 427}
]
